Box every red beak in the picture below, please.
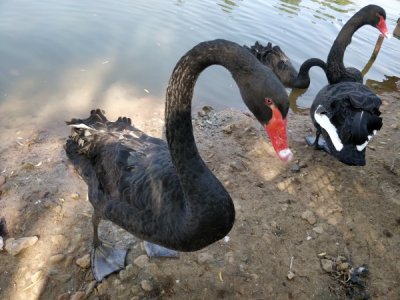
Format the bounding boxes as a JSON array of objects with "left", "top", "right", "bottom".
[
  {"left": 264, "top": 106, "right": 293, "bottom": 162},
  {"left": 377, "top": 15, "right": 389, "bottom": 38}
]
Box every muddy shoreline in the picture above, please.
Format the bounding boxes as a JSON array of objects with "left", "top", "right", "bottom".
[{"left": 0, "top": 90, "right": 399, "bottom": 299}]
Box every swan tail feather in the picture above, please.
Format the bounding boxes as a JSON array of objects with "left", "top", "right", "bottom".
[
  {"left": 66, "top": 109, "right": 110, "bottom": 156},
  {"left": 351, "top": 111, "right": 382, "bottom": 144}
]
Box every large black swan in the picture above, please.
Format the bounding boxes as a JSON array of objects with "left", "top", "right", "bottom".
[
  {"left": 306, "top": 5, "right": 389, "bottom": 166},
  {"left": 244, "top": 41, "right": 326, "bottom": 88},
  {"left": 65, "top": 39, "right": 293, "bottom": 281}
]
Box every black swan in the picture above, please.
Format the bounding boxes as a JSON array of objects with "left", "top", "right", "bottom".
[
  {"left": 326, "top": 5, "right": 389, "bottom": 84},
  {"left": 65, "top": 39, "right": 293, "bottom": 281},
  {"left": 306, "top": 5, "right": 388, "bottom": 166},
  {"left": 244, "top": 41, "right": 326, "bottom": 89}
]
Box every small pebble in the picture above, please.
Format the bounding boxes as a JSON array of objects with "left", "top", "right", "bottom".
[
  {"left": 49, "top": 254, "right": 66, "bottom": 264},
  {"left": 76, "top": 254, "right": 90, "bottom": 269},
  {"left": 225, "top": 251, "right": 235, "bottom": 264},
  {"left": 198, "top": 110, "right": 207, "bottom": 117},
  {"left": 96, "top": 281, "right": 109, "bottom": 295},
  {"left": 327, "top": 216, "right": 339, "bottom": 226},
  {"left": 222, "top": 124, "right": 234, "bottom": 134},
  {"left": 291, "top": 164, "right": 301, "bottom": 173},
  {"left": 70, "top": 291, "right": 85, "bottom": 300},
  {"left": 301, "top": 210, "right": 317, "bottom": 225},
  {"left": 119, "top": 264, "right": 136, "bottom": 281},
  {"left": 287, "top": 270, "right": 295, "bottom": 280},
  {"left": 5, "top": 236, "right": 39, "bottom": 256},
  {"left": 229, "top": 160, "right": 245, "bottom": 172},
  {"left": 337, "top": 262, "right": 350, "bottom": 271},
  {"left": 71, "top": 193, "right": 80, "bottom": 200},
  {"left": 131, "top": 285, "right": 141, "bottom": 295},
  {"left": 197, "top": 252, "right": 214, "bottom": 264},
  {"left": 85, "top": 280, "right": 97, "bottom": 296},
  {"left": 140, "top": 280, "right": 153, "bottom": 292},
  {"left": 64, "top": 255, "right": 74, "bottom": 268},
  {"left": 321, "top": 259, "right": 334, "bottom": 273},
  {"left": 312, "top": 226, "right": 324, "bottom": 234},
  {"left": 281, "top": 204, "right": 289, "bottom": 212},
  {"left": 134, "top": 255, "right": 149, "bottom": 268}
]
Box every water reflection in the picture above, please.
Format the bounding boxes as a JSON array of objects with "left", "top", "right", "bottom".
[
  {"left": 0, "top": 0, "right": 399, "bottom": 130},
  {"left": 317, "top": 0, "right": 354, "bottom": 14},
  {"left": 216, "top": 0, "right": 242, "bottom": 14},
  {"left": 274, "top": 0, "right": 301, "bottom": 16},
  {"left": 366, "top": 76, "right": 400, "bottom": 94},
  {"left": 361, "top": 35, "right": 384, "bottom": 76},
  {"left": 275, "top": 0, "right": 355, "bottom": 20},
  {"left": 289, "top": 88, "right": 309, "bottom": 113}
]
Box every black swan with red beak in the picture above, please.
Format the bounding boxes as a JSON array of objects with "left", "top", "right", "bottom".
[
  {"left": 306, "top": 5, "right": 389, "bottom": 165},
  {"left": 65, "top": 39, "right": 293, "bottom": 281}
]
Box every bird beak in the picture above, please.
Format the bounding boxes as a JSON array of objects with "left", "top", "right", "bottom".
[
  {"left": 264, "top": 106, "right": 293, "bottom": 162},
  {"left": 377, "top": 15, "right": 390, "bottom": 38}
]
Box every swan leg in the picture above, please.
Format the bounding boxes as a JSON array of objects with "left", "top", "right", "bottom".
[
  {"left": 91, "top": 213, "right": 127, "bottom": 282},
  {"left": 305, "top": 129, "right": 330, "bottom": 153},
  {"left": 143, "top": 241, "right": 179, "bottom": 258}
]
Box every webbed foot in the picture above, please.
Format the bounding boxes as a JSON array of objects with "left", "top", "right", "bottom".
[
  {"left": 305, "top": 135, "right": 331, "bottom": 153},
  {"left": 144, "top": 241, "right": 179, "bottom": 258},
  {"left": 91, "top": 241, "right": 127, "bottom": 282}
]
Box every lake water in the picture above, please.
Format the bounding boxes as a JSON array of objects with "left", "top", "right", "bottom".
[{"left": 0, "top": 0, "right": 399, "bottom": 130}]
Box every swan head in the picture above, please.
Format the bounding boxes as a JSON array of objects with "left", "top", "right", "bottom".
[
  {"left": 236, "top": 59, "right": 292, "bottom": 162},
  {"left": 263, "top": 98, "right": 293, "bottom": 162},
  {"left": 363, "top": 5, "right": 389, "bottom": 38}
]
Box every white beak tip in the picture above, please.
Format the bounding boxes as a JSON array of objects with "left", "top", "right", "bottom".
[{"left": 278, "top": 149, "right": 294, "bottom": 162}]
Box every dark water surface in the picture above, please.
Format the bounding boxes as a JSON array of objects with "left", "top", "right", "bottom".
[{"left": 0, "top": 0, "right": 399, "bottom": 129}]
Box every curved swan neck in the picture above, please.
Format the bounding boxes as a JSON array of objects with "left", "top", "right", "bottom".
[
  {"left": 327, "top": 6, "right": 378, "bottom": 84},
  {"left": 295, "top": 58, "right": 327, "bottom": 88},
  {"left": 165, "top": 40, "right": 263, "bottom": 179}
]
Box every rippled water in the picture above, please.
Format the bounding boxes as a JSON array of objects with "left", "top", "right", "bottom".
[{"left": 0, "top": 0, "right": 399, "bottom": 128}]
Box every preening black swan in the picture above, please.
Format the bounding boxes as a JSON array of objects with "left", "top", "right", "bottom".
[
  {"left": 244, "top": 41, "right": 326, "bottom": 89},
  {"left": 66, "top": 39, "right": 293, "bottom": 281},
  {"left": 306, "top": 5, "right": 388, "bottom": 166}
]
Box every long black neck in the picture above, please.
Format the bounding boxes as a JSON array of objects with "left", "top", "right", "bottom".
[
  {"left": 164, "top": 39, "right": 271, "bottom": 249},
  {"left": 327, "top": 7, "right": 373, "bottom": 84},
  {"left": 166, "top": 40, "right": 270, "bottom": 181},
  {"left": 293, "top": 58, "right": 327, "bottom": 88}
]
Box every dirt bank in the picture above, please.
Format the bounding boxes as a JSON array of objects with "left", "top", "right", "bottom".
[{"left": 0, "top": 91, "right": 399, "bottom": 300}]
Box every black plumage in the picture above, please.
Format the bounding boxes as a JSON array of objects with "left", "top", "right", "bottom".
[
  {"left": 310, "top": 82, "right": 382, "bottom": 165},
  {"left": 308, "top": 5, "right": 387, "bottom": 166},
  {"left": 66, "top": 39, "right": 291, "bottom": 280},
  {"left": 244, "top": 41, "right": 326, "bottom": 88},
  {"left": 326, "top": 5, "right": 387, "bottom": 84}
]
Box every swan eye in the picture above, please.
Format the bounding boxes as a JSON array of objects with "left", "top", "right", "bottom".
[{"left": 265, "top": 98, "right": 273, "bottom": 106}]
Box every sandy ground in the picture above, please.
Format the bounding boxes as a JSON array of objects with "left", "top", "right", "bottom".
[{"left": 0, "top": 90, "right": 399, "bottom": 300}]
